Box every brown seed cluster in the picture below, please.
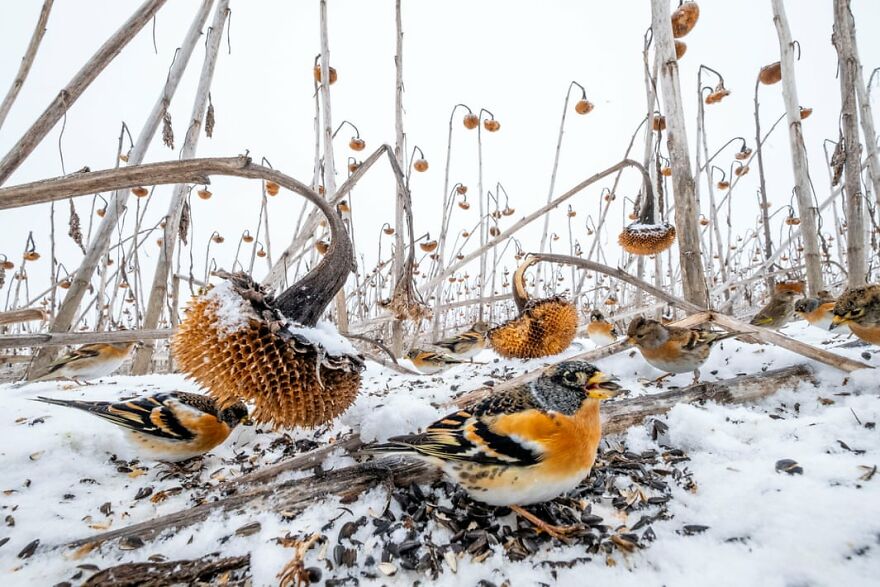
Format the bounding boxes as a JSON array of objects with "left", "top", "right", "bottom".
[
  {"left": 618, "top": 222, "right": 676, "bottom": 256},
  {"left": 489, "top": 297, "right": 578, "bottom": 359},
  {"left": 173, "top": 290, "right": 363, "bottom": 429}
]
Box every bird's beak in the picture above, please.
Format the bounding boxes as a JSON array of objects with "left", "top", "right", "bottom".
[
  {"left": 625, "top": 336, "right": 636, "bottom": 346},
  {"left": 829, "top": 314, "right": 847, "bottom": 330},
  {"left": 586, "top": 371, "right": 623, "bottom": 399},
  {"left": 241, "top": 416, "right": 253, "bottom": 426}
]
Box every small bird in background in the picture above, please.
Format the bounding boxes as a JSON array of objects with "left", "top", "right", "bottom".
[
  {"left": 16, "top": 342, "right": 136, "bottom": 387},
  {"left": 627, "top": 317, "right": 736, "bottom": 383},
  {"left": 369, "top": 360, "right": 622, "bottom": 539},
  {"left": 831, "top": 284, "right": 880, "bottom": 344},
  {"left": 794, "top": 292, "right": 838, "bottom": 331},
  {"left": 749, "top": 289, "right": 802, "bottom": 330},
  {"left": 406, "top": 349, "right": 466, "bottom": 374},
  {"left": 586, "top": 310, "right": 619, "bottom": 347},
  {"left": 33, "top": 391, "right": 249, "bottom": 461},
  {"left": 431, "top": 321, "right": 490, "bottom": 361}
]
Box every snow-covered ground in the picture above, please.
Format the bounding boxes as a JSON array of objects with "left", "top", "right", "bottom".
[{"left": 1, "top": 321, "right": 879, "bottom": 585}]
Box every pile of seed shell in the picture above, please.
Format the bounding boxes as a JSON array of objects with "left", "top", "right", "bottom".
[{"left": 292, "top": 434, "right": 697, "bottom": 584}]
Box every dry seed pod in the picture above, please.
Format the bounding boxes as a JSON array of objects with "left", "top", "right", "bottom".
[
  {"left": 671, "top": 1, "right": 700, "bottom": 38},
  {"left": 96, "top": 208, "right": 106, "bottom": 218},
  {"left": 382, "top": 224, "right": 395, "bottom": 236},
  {"left": 717, "top": 180, "right": 730, "bottom": 189},
  {"left": 574, "top": 99, "right": 594, "bottom": 115},
  {"left": 489, "top": 226, "right": 500, "bottom": 237},
  {"left": 315, "top": 239, "right": 330, "bottom": 255},
  {"left": 156, "top": 238, "right": 164, "bottom": 247},
  {"left": 652, "top": 116, "right": 666, "bottom": 131},
  {"left": 23, "top": 251, "right": 40, "bottom": 262},
  {"left": 799, "top": 107, "right": 813, "bottom": 120},
  {"left": 567, "top": 209, "right": 577, "bottom": 218},
  {"left": 759, "top": 62, "right": 782, "bottom": 85},
  {"left": 59, "top": 278, "right": 71, "bottom": 289},
  {"left": 1, "top": 260, "right": 14, "bottom": 270},
  {"left": 492, "top": 210, "right": 503, "bottom": 219},
  {"left": 119, "top": 281, "right": 129, "bottom": 289},
  {"left": 456, "top": 253, "right": 465, "bottom": 260},
  {"left": 318, "top": 185, "right": 325, "bottom": 195},
  {"left": 197, "top": 189, "right": 212, "bottom": 200},
  {"left": 604, "top": 295, "right": 618, "bottom": 306},
  {"left": 619, "top": 222, "right": 676, "bottom": 255},
  {"left": 313, "top": 65, "right": 338, "bottom": 84},
  {"left": 502, "top": 206, "right": 515, "bottom": 216},
  {"left": 413, "top": 159, "right": 429, "bottom": 172},
  {"left": 675, "top": 40, "right": 687, "bottom": 59},
  {"left": 735, "top": 147, "right": 752, "bottom": 161},
  {"left": 488, "top": 255, "right": 578, "bottom": 359},
  {"left": 483, "top": 119, "right": 501, "bottom": 132},
  {"left": 242, "top": 232, "right": 254, "bottom": 243},
  {"left": 119, "top": 154, "right": 129, "bottom": 163},
  {"left": 706, "top": 87, "right": 731, "bottom": 105},
  {"left": 265, "top": 181, "right": 280, "bottom": 196},
  {"left": 348, "top": 161, "right": 361, "bottom": 173},
  {"left": 420, "top": 240, "right": 438, "bottom": 253},
  {"left": 785, "top": 216, "right": 801, "bottom": 226},
  {"left": 700, "top": 215, "right": 710, "bottom": 226},
  {"left": 349, "top": 137, "right": 365, "bottom": 151},
  {"left": 131, "top": 187, "right": 149, "bottom": 198},
  {"left": 173, "top": 181, "right": 361, "bottom": 429},
  {"left": 458, "top": 200, "right": 470, "bottom": 210},
  {"left": 212, "top": 234, "right": 225, "bottom": 244},
  {"left": 456, "top": 185, "right": 468, "bottom": 195},
  {"left": 660, "top": 166, "right": 672, "bottom": 177},
  {"left": 461, "top": 230, "right": 470, "bottom": 238},
  {"left": 463, "top": 113, "right": 479, "bottom": 129},
  {"left": 734, "top": 165, "right": 750, "bottom": 177},
  {"left": 256, "top": 247, "right": 267, "bottom": 258},
  {"left": 628, "top": 211, "right": 639, "bottom": 220}
]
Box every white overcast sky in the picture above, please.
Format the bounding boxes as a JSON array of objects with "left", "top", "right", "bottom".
[{"left": 0, "top": 1, "right": 878, "bottom": 316}]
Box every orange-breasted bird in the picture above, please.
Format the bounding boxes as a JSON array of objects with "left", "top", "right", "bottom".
[
  {"left": 431, "top": 321, "right": 490, "bottom": 360},
  {"left": 33, "top": 391, "right": 249, "bottom": 461},
  {"left": 406, "top": 349, "right": 467, "bottom": 374},
  {"left": 749, "top": 290, "right": 801, "bottom": 330},
  {"left": 794, "top": 294, "right": 838, "bottom": 331},
  {"left": 830, "top": 284, "right": 880, "bottom": 344},
  {"left": 369, "top": 360, "right": 622, "bottom": 539},
  {"left": 627, "top": 317, "right": 736, "bottom": 383},
  {"left": 586, "top": 310, "right": 619, "bottom": 347},
  {"left": 19, "top": 342, "right": 136, "bottom": 386}
]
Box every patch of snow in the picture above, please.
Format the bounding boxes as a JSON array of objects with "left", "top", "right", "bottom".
[
  {"left": 204, "top": 280, "right": 253, "bottom": 336},
  {"left": 286, "top": 320, "right": 358, "bottom": 356}
]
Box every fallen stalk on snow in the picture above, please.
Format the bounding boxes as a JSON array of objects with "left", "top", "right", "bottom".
[
  {"left": 0, "top": 308, "right": 48, "bottom": 326},
  {"left": 60, "top": 363, "right": 813, "bottom": 554}
]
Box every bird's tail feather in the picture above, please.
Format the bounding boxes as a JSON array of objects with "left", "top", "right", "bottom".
[{"left": 32, "top": 396, "right": 102, "bottom": 414}]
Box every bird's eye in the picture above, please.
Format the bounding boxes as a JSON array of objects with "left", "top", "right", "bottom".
[
  {"left": 638, "top": 333, "right": 645, "bottom": 339},
  {"left": 564, "top": 371, "right": 579, "bottom": 382}
]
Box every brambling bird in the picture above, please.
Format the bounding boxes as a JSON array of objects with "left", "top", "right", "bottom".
[
  {"left": 406, "top": 349, "right": 466, "bottom": 374},
  {"left": 17, "top": 342, "right": 136, "bottom": 387},
  {"left": 370, "top": 360, "right": 621, "bottom": 539},
  {"left": 749, "top": 290, "right": 801, "bottom": 330},
  {"left": 586, "top": 310, "right": 619, "bottom": 347},
  {"left": 33, "top": 391, "right": 249, "bottom": 461},
  {"left": 794, "top": 296, "right": 838, "bottom": 331},
  {"left": 830, "top": 284, "right": 880, "bottom": 344},
  {"left": 627, "top": 317, "right": 736, "bottom": 383},
  {"left": 431, "top": 321, "right": 490, "bottom": 360}
]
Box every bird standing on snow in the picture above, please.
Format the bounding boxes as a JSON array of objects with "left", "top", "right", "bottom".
[
  {"left": 749, "top": 290, "right": 801, "bottom": 330},
  {"left": 19, "top": 342, "right": 136, "bottom": 386},
  {"left": 33, "top": 391, "right": 249, "bottom": 461},
  {"left": 406, "top": 349, "right": 466, "bottom": 374},
  {"left": 431, "top": 321, "right": 490, "bottom": 361},
  {"left": 369, "top": 360, "right": 622, "bottom": 539},
  {"left": 627, "top": 317, "right": 735, "bottom": 383},
  {"left": 831, "top": 284, "right": 880, "bottom": 344},
  {"left": 794, "top": 293, "right": 838, "bottom": 331},
  {"left": 586, "top": 310, "right": 619, "bottom": 347}
]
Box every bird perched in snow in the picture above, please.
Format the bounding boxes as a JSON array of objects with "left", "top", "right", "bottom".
[
  {"left": 17, "top": 342, "right": 135, "bottom": 387},
  {"left": 431, "top": 321, "right": 490, "bottom": 360},
  {"left": 406, "top": 349, "right": 466, "bottom": 374},
  {"left": 369, "top": 360, "right": 621, "bottom": 539},
  {"left": 627, "top": 317, "right": 736, "bottom": 383},
  {"left": 794, "top": 293, "right": 838, "bottom": 331},
  {"left": 33, "top": 391, "right": 249, "bottom": 462},
  {"left": 586, "top": 310, "right": 619, "bottom": 347},
  {"left": 830, "top": 284, "right": 880, "bottom": 344},
  {"left": 749, "top": 289, "right": 801, "bottom": 330}
]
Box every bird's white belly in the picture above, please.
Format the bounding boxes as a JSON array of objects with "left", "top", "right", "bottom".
[
  {"left": 644, "top": 355, "right": 703, "bottom": 373},
  {"left": 61, "top": 356, "right": 126, "bottom": 379},
  {"left": 809, "top": 316, "right": 834, "bottom": 331},
  {"left": 589, "top": 332, "right": 617, "bottom": 347},
  {"left": 442, "top": 462, "right": 589, "bottom": 506}
]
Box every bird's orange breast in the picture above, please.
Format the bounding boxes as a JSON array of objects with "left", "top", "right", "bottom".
[
  {"left": 491, "top": 401, "right": 601, "bottom": 478},
  {"left": 848, "top": 322, "right": 880, "bottom": 345}
]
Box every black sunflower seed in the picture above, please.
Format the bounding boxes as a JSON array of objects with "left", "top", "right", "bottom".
[
  {"left": 775, "top": 459, "right": 804, "bottom": 475},
  {"left": 17, "top": 538, "right": 39, "bottom": 559}
]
